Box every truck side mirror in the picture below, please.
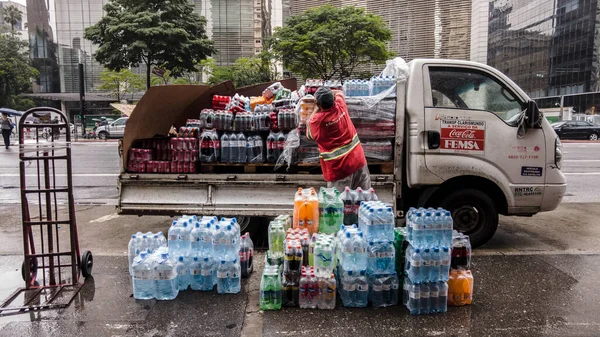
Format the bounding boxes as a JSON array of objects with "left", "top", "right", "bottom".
[{"left": 526, "top": 100, "right": 541, "bottom": 129}]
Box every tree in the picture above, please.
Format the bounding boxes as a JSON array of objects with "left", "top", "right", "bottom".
[
  {"left": 207, "top": 52, "right": 279, "bottom": 87},
  {"left": 84, "top": 0, "right": 216, "bottom": 90},
  {"left": 270, "top": 5, "right": 394, "bottom": 80},
  {"left": 0, "top": 33, "right": 39, "bottom": 110},
  {"left": 1, "top": 5, "right": 22, "bottom": 36},
  {"left": 99, "top": 69, "right": 144, "bottom": 102}
]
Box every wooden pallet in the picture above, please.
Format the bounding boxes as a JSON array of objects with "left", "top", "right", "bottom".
[{"left": 198, "top": 161, "right": 393, "bottom": 174}]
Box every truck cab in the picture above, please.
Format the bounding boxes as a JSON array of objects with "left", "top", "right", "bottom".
[
  {"left": 117, "top": 59, "right": 566, "bottom": 248},
  {"left": 403, "top": 59, "right": 566, "bottom": 246}
]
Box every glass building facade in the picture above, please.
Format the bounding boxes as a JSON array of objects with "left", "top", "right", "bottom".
[
  {"left": 488, "top": 0, "right": 600, "bottom": 114},
  {"left": 194, "top": 0, "right": 272, "bottom": 66},
  {"left": 288, "top": 0, "right": 484, "bottom": 75}
]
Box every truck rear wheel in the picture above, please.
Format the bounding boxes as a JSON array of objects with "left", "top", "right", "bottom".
[{"left": 440, "top": 188, "right": 498, "bottom": 248}]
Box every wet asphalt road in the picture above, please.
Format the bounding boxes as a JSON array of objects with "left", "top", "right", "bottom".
[{"left": 0, "top": 141, "right": 599, "bottom": 336}]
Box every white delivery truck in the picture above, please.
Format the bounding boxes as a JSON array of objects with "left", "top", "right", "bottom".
[{"left": 117, "top": 59, "right": 566, "bottom": 247}]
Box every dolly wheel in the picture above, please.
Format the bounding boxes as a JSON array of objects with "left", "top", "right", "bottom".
[
  {"left": 81, "top": 251, "right": 93, "bottom": 278},
  {"left": 21, "top": 258, "right": 38, "bottom": 283}
]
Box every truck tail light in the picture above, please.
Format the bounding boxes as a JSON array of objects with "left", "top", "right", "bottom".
[{"left": 555, "top": 137, "right": 563, "bottom": 169}]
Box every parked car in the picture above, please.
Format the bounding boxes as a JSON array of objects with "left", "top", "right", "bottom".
[
  {"left": 552, "top": 120, "right": 600, "bottom": 140},
  {"left": 96, "top": 117, "right": 128, "bottom": 139}
]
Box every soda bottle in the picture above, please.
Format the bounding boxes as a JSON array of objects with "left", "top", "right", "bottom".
[
  {"left": 260, "top": 269, "right": 274, "bottom": 310},
  {"left": 220, "top": 133, "right": 230, "bottom": 163},
  {"left": 307, "top": 271, "right": 319, "bottom": 309},
  {"left": 276, "top": 132, "right": 286, "bottom": 161},
  {"left": 298, "top": 271, "right": 309, "bottom": 308},
  {"left": 340, "top": 187, "right": 354, "bottom": 226},
  {"left": 266, "top": 132, "right": 276, "bottom": 163}
]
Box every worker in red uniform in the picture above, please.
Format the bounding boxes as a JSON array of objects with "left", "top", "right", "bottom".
[{"left": 306, "top": 86, "right": 371, "bottom": 191}]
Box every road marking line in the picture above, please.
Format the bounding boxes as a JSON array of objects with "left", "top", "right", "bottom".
[
  {"left": 0, "top": 173, "right": 118, "bottom": 177},
  {"left": 563, "top": 172, "right": 600, "bottom": 175},
  {"left": 90, "top": 213, "right": 120, "bottom": 223}
]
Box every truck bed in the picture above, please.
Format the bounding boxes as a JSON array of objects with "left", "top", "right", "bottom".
[{"left": 117, "top": 173, "right": 397, "bottom": 217}]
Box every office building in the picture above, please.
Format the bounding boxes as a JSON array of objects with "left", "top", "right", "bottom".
[
  {"left": 488, "top": 0, "right": 600, "bottom": 114},
  {"left": 287, "top": 0, "right": 486, "bottom": 74},
  {"left": 26, "top": 0, "right": 60, "bottom": 93},
  {"left": 193, "top": 0, "right": 273, "bottom": 66},
  {"left": 0, "top": 1, "right": 28, "bottom": 41}
]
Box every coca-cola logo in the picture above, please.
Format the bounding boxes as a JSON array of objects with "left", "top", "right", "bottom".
[{"left": 448, "top": 129, "right": 476, "bottom": 139}]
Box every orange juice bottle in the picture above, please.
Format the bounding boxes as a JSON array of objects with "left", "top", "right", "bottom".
[
  {"left": 463, "top": 270, "right": 473, "bottom": 305},
  {"left": 306, "top": 188, "right": 320, "bottom": 235},
  {"left": 293, "top": 188, "right": 304, "bottom": 229},
  {"left": 447, "top": 269, "right": 458, "bottom": 306}
]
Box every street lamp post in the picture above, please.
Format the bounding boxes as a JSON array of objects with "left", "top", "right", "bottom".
[{"left": 79, "top": 63, "right": 86, "bottom": 137}]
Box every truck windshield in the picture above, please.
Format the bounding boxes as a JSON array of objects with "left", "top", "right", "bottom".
[{"left": 430, "top": 67, "right": 523, "bottom": 126}]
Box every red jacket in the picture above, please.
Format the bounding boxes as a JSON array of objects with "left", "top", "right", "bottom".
[{"left": 306, "top": 92, "right": 366, "bottom": 181}]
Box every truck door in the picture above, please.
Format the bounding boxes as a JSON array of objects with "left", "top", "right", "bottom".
[{"left": 422, "top": 65, "right": 547, "bottom": 207}]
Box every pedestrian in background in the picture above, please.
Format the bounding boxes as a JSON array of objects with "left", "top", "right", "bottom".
[{"left": 1, "top": 113, "right": 13, "bottom": 149}]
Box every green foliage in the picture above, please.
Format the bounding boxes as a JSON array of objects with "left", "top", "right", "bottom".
[
  {"left": 0, "top": 34, "right": 39, "bottom": 110},
  {"left": 99, "top": 69, "right": 144, "bottom": 102},
  {"left": 1, "top": 5, "right": 22, "bottom": 35},
  {"left": 207, "top": 52, "right": 279, "bottom": 87},
  {"left": 84, "top": 0, "right": 216, "bottom": 89},
  {"left": 270, "top": 5, "right": 394, "bottom": 80}
]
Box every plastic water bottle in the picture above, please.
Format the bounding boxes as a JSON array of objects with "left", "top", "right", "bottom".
[
  {"left": 341, "top": 270, "right": 356, "bottom": 307},
  {"left": 355, "top": 270, "right": 369, "bottom": 307},
  {"left": 429, "top": 282, "right": 439, "bottom": 313},
  {"left": 132, "top": 252, "right": 154, "bottom": 299},
  {"left": 128, "top": 235, "right": 138, "bottom": 275},
  {"left": 194, "top": 256, "right": 215, "bottom": 291},
  {"left": 154, "top": 253, "right": 178, "bottom": 300},
  {"left": 213, "top": 225, "right": 224, "bottom": 260},
  {"left": 438, "top": 281, "right": 448, "bottom": 313},
  {"left": 419, "top": 282, "right": 430, "bottom": 314},
  {"left": 432, "top": 212, "right": 443, "bottom": 246},
  {"left": 217, "top": 260, "right": 229, "bottom": 293},
  {"left": 230, "top": 259, "right": 241, "bottom": 293},
  {"left": 430, "top": 248, "right": 441, "bottom": 282},
  {"left": 190, "top": 222, "right": 201, "bottom": 254},
  {"left": 353, "top": 232, "right": 368, "bottom": 271},
  {"left": 176, "top": 256, "right": 190, "bottom": 291},
  {"left": 440, "top": 247, "right": 451, "bottom": 281},
  {"left": 156, "top": 232, "right": 167, "bottom": 247},
  {"left": 423, "top": 212, "right": 434, "bottom": 247},
  {"left": 189, "top": 256, "right": 201, "bottom": 291},
  {"left": 341, "top": 232, "right": 354, "bottom": 270},
  {"left": 168, "top": 220, "right": 179, "bottom": 256},
  {"left": 237, "top": 133, "right": 247, "bottom": 163},
  {"left": 179, "top": 220, "right": 192, "bottom": 256},
  {"left": 408, "top": 247, "right": 422, "bottom": 282},
  {"left": 370, "top": 274, "right": 383, "bottom": 307},
  {"left": 443, "top": 211, "right": 454, "bottom": 247},
  {"left": 421, "top": 248, "right": 432, "bottom": 282},
  {"left": 412, "top": 212, "right": 424, "bottom": 247},
  {"left": 408, "top": 281, "right": 420, "bottom": 315}
]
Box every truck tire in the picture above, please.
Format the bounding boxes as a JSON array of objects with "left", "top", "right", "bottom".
[{"left": 440, "top": 188, "right": 498, "bottom": 248}]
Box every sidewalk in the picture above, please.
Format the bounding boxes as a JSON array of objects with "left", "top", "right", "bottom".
[{"left": 0, "top": 204, "right": 599, "bottom": 336}]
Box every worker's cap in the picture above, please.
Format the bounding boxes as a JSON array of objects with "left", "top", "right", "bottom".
[{"left": 315, "top": 86, "right": 334, "bottom": 110}]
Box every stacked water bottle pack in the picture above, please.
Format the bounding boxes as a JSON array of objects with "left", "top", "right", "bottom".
[
  {"left": 260, "top": 215, "right": 292, "bottom": 310},
  {"left": 335, "top": 225, "right": 369, "bottom": 307},
  {"left": 448, "top": 232, "right": 474, "bottom": 306},
  {"left": 129, "top": 215, "right": 254, "bottom": 300},
  {"left": 403, "top": 208, "right": 453, "bottom": 315},
  {"left": 359, "top": 201, "right": 399, "bottom": 307}
]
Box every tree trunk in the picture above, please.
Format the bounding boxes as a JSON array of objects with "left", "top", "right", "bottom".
[{"left": 146, "top": 63, "right": 151, "bottom": 90}]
